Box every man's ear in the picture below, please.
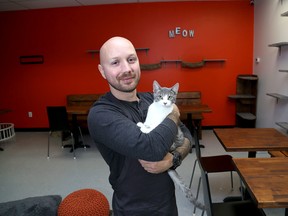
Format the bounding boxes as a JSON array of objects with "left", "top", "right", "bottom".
[{"left": 98, "top": 64, "right": 107, "bottom": 79}]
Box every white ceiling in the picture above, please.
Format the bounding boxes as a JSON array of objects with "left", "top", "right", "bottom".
[{"left": 0, "top": 0, "right": 250, "bottom": 12}]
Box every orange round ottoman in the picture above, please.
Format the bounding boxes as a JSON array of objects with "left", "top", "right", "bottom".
[{"left": 58, "top": 189, "right": 110, "bottom": 216}]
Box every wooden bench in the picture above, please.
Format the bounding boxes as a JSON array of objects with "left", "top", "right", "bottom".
[
  {"left": 66, "top": 94, "right": 103, "bottom": 128},
  {"left": 67, "top": 94, "right": 102, "bottom": 107},
  {"left": 176, "top": 91, "right": 204, "bottom": 139},
  {"left": 66, "top": 91, "right": 204, "bottom": 138}
]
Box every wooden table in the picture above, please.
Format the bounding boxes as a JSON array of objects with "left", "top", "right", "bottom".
[
  {"left": 66, "top": 106, "right": 91, "bottom": 115},
  {"left": 178, "top": 104, "right": 212, "bottom": 148},
  {"left": 233, "top": 157, "right": 288, "bottom": 215},
  {"left": 66, "top": 106, "right": 91, "bottom": 150},
  {"left": 213, "top": 128, "right": 288, "bottom": 156},
  {"left": 178, "top": 104, "right": 212, "bottom": 114}
]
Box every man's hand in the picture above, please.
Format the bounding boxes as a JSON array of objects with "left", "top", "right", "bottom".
[{"left": 139, "top": 153, "right": 173, "bottom": 174}]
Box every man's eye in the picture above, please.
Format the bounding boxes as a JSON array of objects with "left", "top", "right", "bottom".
[
  {"left": 111, "top": 61, "right": 119, "bottom": 66},
  {"left": 128, "top": 57, "right": 137, "bottom": 63}
]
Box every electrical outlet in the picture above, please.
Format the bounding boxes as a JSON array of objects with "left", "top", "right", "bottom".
[{"left": 28, "top": 112, "right": 33, "bottom": 118}]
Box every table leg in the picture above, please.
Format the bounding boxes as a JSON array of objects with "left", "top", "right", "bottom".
[
  {"left": 187, "top": 113, "right": 204, "bottom": 149},
  {"left": 66, "top": 114, "right": 90, "bottom": 152}
]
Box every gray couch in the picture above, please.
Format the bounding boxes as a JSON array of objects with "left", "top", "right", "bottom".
[{"left": 0, "top": 195, "right": 62, "bottom": 216}]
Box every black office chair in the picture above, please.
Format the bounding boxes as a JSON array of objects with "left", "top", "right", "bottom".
[
  {"left": 196, "top": 128, "right": 266, "bottom": 216},
  {"left": 46, "top": 106, "right": 77, "bottom": 159}
]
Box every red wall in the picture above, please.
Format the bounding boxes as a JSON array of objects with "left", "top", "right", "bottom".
[{"left": 0, "top": 1, "right": 254, "bottom": 128}]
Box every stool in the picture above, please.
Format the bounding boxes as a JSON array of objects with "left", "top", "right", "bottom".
[{"left": 58, "top": 189, "right": 110, "bottom": 216}]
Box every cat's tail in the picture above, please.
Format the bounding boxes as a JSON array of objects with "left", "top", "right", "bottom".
[{"left": 168, "top": 170, "right": 206, "bottom": 211}]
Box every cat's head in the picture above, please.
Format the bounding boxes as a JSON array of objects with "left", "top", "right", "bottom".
[{"left": 153, "top": 80, "right": 179, "bottom": 107}]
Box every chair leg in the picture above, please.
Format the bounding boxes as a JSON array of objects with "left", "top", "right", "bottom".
[
  {"left": 193, "top": 177, "right": 202, "bottom": 214},
  {"left": 78, "top": 126, "right": 86, "bottom": 148},
  {"left": 230, "top": 171, "right": 234, "bottom": 190},
  {"left": 201, "top": 210, "right": 205, "bottom": 216},
  {"left": 47, "top": 131, "right": 51, "bottom": 159},
  {"left": 71, "top": 132, "right": 76, "bottom": 159},
  {"left": 189, "top": 158, "right": 198, "bottom": 188}
]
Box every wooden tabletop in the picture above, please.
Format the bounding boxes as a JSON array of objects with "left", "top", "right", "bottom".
[
  {"left": 178, "top": 104, "right": 212, "bottom": 114},
  {"left": 233, "top": 157, "right": 288, "bottom": 209},
  {"left": 66, "top": 106, "right": 91, "bottom": 115},
  {"left": 213, "top": 128, "right": 288, "bottom": 152}
]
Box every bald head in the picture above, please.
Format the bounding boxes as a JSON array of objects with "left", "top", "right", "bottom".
[
  {"left": 97, "top": 36, "right": 141, "bottom": 100},
  {"left": 99, "top": 36, "right": 137, "bottom": 65}
]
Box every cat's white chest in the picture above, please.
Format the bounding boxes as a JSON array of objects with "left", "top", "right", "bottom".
[
  {"left": 137, "top": 101, "right": 173, "bottom": 133},
  {"left": 148, "top": 102, "right": 172, "bottom": 118}
]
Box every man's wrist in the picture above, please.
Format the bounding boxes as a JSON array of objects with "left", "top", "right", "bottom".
[{"left": 170, "top": 150, "right": 182, "bottom": 170}]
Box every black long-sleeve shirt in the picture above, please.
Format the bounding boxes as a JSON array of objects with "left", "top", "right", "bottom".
[{"left": 88, "top": 91, "right": 192, "bottom": 215}]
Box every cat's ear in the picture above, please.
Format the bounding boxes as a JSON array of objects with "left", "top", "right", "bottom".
[
  {"left": 153, "top": 80, "right": 161, "bottom": 93},
  {"left": 172, "top": 83, "right": 179, "bottom": 93}
]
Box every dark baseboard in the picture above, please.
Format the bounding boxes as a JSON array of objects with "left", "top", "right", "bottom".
[
  {"left": 202, "top": 125, "right": 235, "bottom": 130},
  {"left": 15, "top": 126, "right": 234, "bottom": 132},
  {"left": 15, "top": 127, "right": 90, "bottom": 134},
  {"left": 15, "top": 128, "right": 49, "bottom": 132}
]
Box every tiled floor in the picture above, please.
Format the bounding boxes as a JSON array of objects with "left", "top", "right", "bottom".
[{"left": 0, "top": 130, "right": 284, "bottom": 215}]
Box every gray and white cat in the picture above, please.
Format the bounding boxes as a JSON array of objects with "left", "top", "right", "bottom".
[
  {"left": 137, "top": 80, "right": 205, "bottom": 211},
  {"left": 137, "top": 80, "right": 184, "bottom": 150}
]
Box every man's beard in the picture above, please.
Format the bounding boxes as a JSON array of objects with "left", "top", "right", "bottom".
[{"left": 108, "top": 77, "right": 140, "bottom": 93}]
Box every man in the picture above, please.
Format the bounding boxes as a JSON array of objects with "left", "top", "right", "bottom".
[{"left": 88, "top": 36, "right": 192, "bottom": 215}]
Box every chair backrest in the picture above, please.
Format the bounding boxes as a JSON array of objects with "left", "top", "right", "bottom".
[
  {"left": 193, "top": 127, "right": 213, "bottom": 216},
  {"left": 46, "top": 106, "right": 70, "bottom": 131}
]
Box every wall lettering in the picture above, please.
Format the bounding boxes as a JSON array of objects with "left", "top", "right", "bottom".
[{"left": 168, "top": 27, "right": 195, "bottom": 38}]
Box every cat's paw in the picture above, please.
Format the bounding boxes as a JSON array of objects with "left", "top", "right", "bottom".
[
  {"left": 137, "top": 122, "right": 144, "bottom": 128},
  {"left": 140, "top": 127, "right": 150, "bottom": 133},
  {"left": 137, "top": 122, "right": 151, "bottom": 133}
]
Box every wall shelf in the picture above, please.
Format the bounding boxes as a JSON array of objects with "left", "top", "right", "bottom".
[
  {"left": 228, "top": 95, "right": 256, "bottom": 99},
  {"left": 268, "top": 42, "right": 288, "bottom": 55},
  {"left": 268, "top": 42, "right": 288, "bottom": 47},
  {"left": 238, "top": 75, "right": 258, "bottom": 80},
  {"left": 266, "top": 93, "right": 288, "bottom": 103},
  {"left": 228, "top": 74, "right": 258, "bottom": 128},
  {"left": 276, "top": 122, "right": 288, "bottom": 132},
  {"left": 237, "top": 112, "right": 256, "bottom": 121},
  {"left": 160, "top": 60, "right": 182, "bottom": 67},
  {"left": 281, "top": 11, "right": 288, "bottom": 16},
  {"left": 279, "top": 69, "right": 288, "bottom": 72},
  {"left": 161, "top": 59, "right": 226, "bottom": 68},
  {"left": 203, "top": 59, "right": 226, "bottom": 63}
]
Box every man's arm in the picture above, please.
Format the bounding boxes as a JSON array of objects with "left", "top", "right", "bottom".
[
  {"left": 139, "top": 137, "right": 191, "bottom": 174},
  {"left": 139, "top": 104, "right": 192, "bottom": 174}
]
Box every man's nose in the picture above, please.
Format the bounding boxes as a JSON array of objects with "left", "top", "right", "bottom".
[{"left": 121, "top": 61, "right": 132, "bottom": 72}]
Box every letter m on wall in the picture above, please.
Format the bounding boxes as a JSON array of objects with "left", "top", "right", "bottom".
[{"left": 169, "top": 30, "right": 175, "bottom": 38}]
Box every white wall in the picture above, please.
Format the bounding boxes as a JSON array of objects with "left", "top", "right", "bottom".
[{"left": 254, "top": 0, "right": 288, "bottom": 130}]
